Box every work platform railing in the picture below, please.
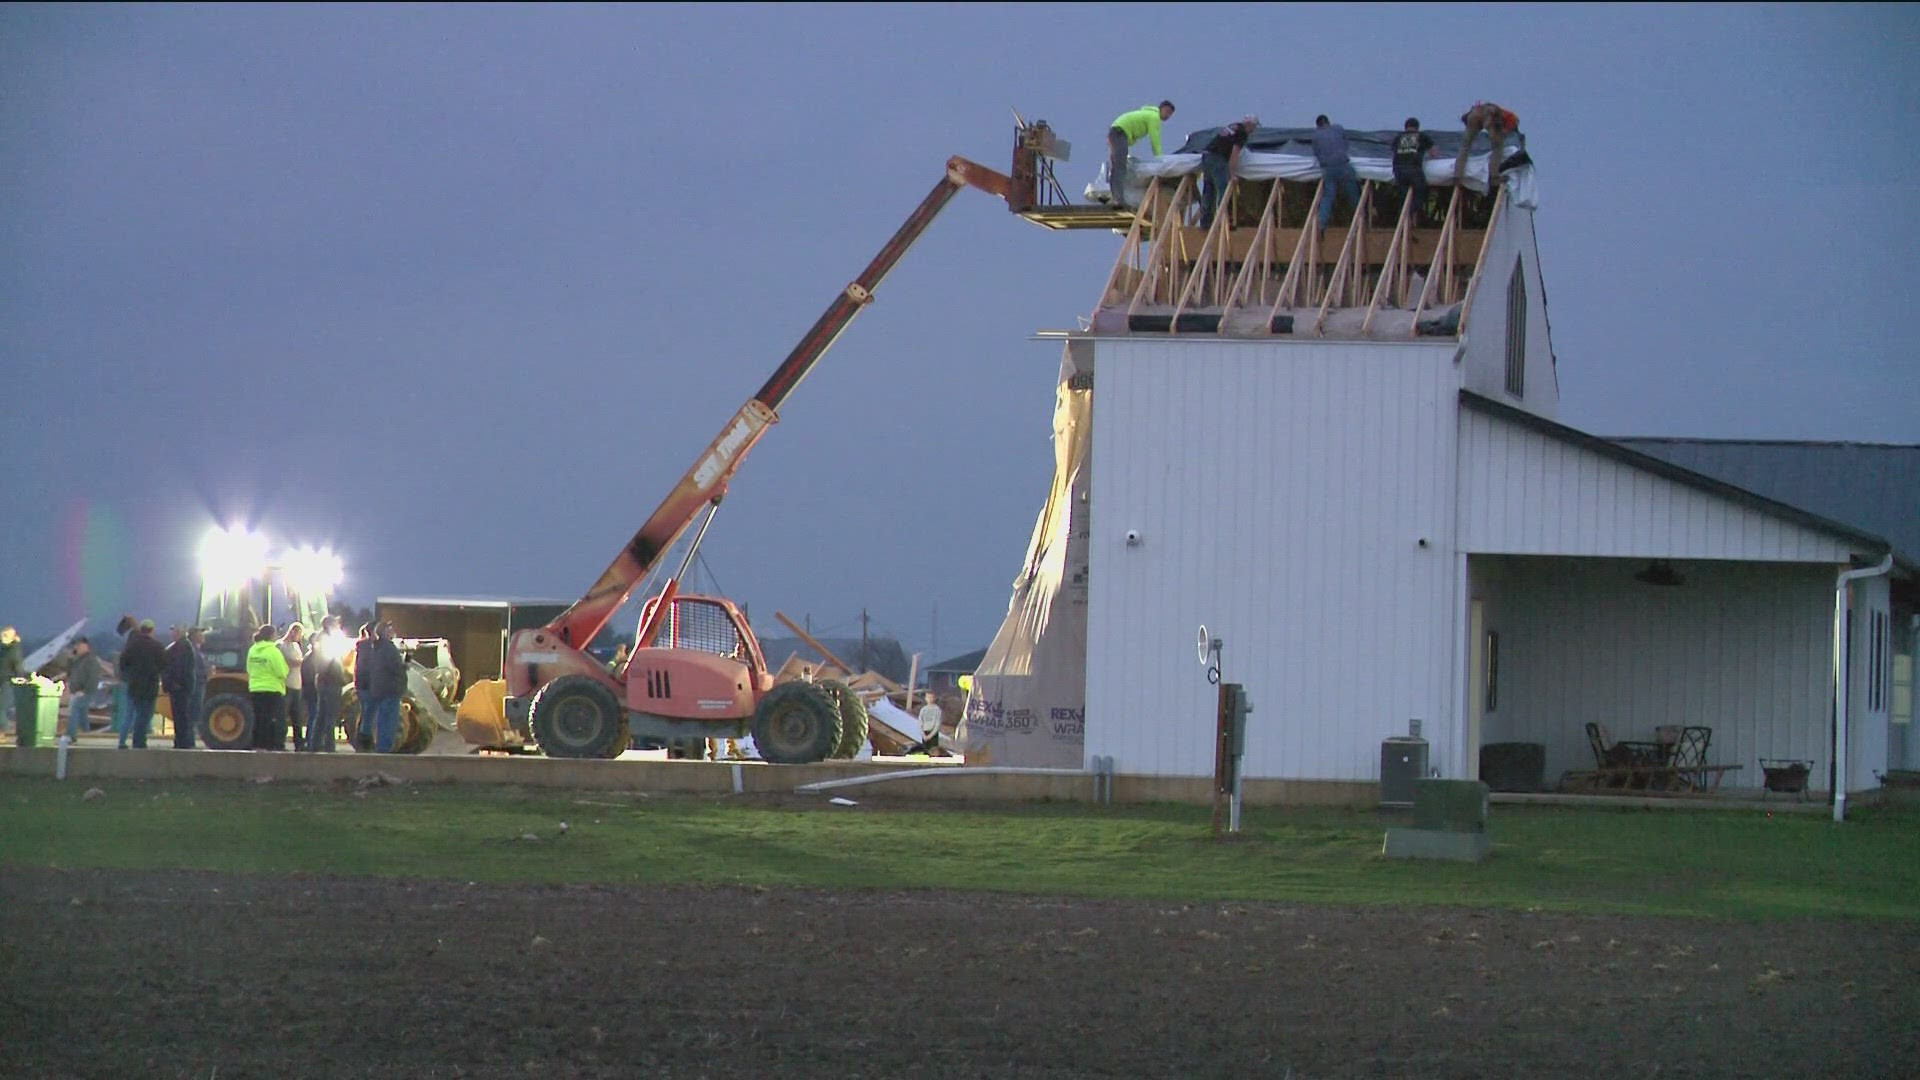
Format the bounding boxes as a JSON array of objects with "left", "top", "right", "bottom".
[{"left": 1089, "top": 175, "right": 1505, "bottom": 339}]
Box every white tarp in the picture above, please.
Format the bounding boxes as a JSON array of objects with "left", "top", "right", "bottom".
[
  {"left": 963, "top": 343, "right": 1091, "bottom": 768},
  {"left": 1088, "top": 151, "right": 1540, "bottom": 210}
]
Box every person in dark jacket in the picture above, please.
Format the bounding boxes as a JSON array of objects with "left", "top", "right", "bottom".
[
  {"left": 187, "top": 626, "right": 210, "bottom": 744},
  {"left": 117, "top": 619, "right": 169, "bottom": 749},
  {"left": 308, "top": 616, "right": 348, "bottom": 751},
  {"left": 352, "top": 623, "right": 375, "bottom": 751},
  {"left": 299, "top": 623, "right": 322, "bottom": 748},
  {"left": 361, "top": 621, "right": 408, "bottom": 753},
  {"left": 64, "top": 637, "right": 106, "bottom": 741},
  {"left": 111, "top": 614, "right": 137, "bottom": 746},
  {"left": 162, "top": 625, "right": 200, "bottom": 750},
  {"left": 0, "top": 626, "right": 23, "bottom": 733}
]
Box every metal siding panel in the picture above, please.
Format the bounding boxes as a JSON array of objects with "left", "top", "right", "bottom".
[
  {"left": 1086, "top": 339, "right": 1459, "bottom": 779},
  {"left": 1459, "top": 409, "right": 1857, "bottom": 563}
]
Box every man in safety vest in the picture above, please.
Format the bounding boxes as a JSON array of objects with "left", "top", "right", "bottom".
[{"left": 1108, "top": 100, "right": 1176, "bottom": 212}]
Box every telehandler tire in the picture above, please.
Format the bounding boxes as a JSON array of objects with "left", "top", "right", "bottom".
[
  {"left": 530, "top": 676, "right": 630, "bottom": 760},
  {"left": 199, "top": 690, "right": 253, "bottom": 751},
  {"left": 751, "top": 682, "right": 841, "bottom": 764},
  {"left": 815, "top": 679, "right": 869, "bottom": 760}
]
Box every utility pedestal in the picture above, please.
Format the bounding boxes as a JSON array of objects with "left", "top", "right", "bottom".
[{"left": 1384, "top": 778, "right": 1492, "bottom": 862}]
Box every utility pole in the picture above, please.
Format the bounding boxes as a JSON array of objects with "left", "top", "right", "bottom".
[
  {"left": 932, "top": 601, "right": 938, "bottom": 660},
  {"left": 860, "top": 608, "right": 870, "bottom": 672}
]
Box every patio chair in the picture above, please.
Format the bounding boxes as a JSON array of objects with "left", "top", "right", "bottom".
[
  {"left": 1667, "top": 726, "right": 1740, "bottom": 793},
  {"left": 1582, "top": 722, "right": 1635, "bottom": 789}
]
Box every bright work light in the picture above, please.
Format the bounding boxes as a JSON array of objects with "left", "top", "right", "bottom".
[
  {"left": 282, "top": 545, "right": 345, "bottom": 596},
  {"left": 199, "top": 527, "right": 269, "bottom": 591}
]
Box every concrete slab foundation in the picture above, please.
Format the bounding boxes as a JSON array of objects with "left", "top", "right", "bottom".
[{"left": 0, "top": 746, "right": 1385, "bottom": 806}]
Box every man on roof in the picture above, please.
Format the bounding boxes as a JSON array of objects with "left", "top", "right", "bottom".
[
  {"left": 1453, "top": 101, "right": 1522, "bottom": 193},
  {"left": 1107, "top": 100, "right": 1175, "bottom": 212},
  {"left": 1311, "top": 114, "right": 1360, "bottom": 234},
  {"left": 1198, "top": 115, "right": 1259, "bottom": 229}
]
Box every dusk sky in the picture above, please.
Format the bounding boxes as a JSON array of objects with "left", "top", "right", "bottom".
[{"left": 3, "top": 3, "right": 1916, "bottom": 657}]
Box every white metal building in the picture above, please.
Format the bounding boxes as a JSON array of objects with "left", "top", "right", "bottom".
[{"left": 973, "top": 138, "right": 1913, "bottom": 806}]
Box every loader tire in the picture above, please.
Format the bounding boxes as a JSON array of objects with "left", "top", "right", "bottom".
[
  {"left": 199, "top": 691, "right": 254, "bottom": 751},
  {"left": 340, "top": 691, "right": 366, "bottom": 752},
  {"left": 816, "top": 680, "right": 869, "bottom": 760},
  {"left": 751, "top": 682, "right": 841, "bottom": 765},
  {"left": 395, "top": 699, "right": 433, "bottom": 755},
  {"left": 530, "top": 676, "right": 630, "bottom": 760}
]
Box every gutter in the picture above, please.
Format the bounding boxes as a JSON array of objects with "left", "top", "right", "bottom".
[{"left": 1834, "top": 552, "right": 1895, "bottom": 822}]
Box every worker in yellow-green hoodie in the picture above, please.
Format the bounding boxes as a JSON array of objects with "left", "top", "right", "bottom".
[
  {"left": 1108, "top": 100, "right": 1175, "bottom": 211},
  {"left": 246, "top": 623, "right": 290, "bottom": 751}
]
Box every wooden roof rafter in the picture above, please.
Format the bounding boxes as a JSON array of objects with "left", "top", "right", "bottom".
[{"left": 1125, "top": 174, "right": 1198, "bottom": 316}]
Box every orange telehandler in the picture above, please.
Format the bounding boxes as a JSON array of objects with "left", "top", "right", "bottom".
[{"left": 493, "top": 124, "right": 1075, "bottom": 762}]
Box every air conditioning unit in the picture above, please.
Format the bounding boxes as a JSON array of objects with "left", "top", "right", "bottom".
[{"left": 1381, "top": 725, "right": 1429, "bottom": 808}]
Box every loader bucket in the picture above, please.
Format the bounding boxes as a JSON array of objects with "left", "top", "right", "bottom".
[{"left": 456, "top": 678, "right": 518, "bottom": 749}]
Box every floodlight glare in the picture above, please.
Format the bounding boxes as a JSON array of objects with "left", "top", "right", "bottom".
[
  {"left": 282, "top": 545, "right": 345, "bottom": 596},
  {"left": 199, "top": 527, "right": 269, "bottom": 590}
]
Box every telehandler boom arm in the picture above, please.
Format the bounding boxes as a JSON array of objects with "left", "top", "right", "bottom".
[{"left": 530, "top": 157, "right": 1013, "bottom": 656}]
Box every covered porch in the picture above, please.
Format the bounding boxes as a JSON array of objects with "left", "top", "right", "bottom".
[{"left": 1466, "top": 556, "right": 1844, "bottom": 799}]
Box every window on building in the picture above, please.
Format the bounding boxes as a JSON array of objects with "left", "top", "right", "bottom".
[
  {"left": 1504, "top": 254, "right": 1526, "bottom": 398},
  {"left": 1868, "top": 611, "right": 1887, "bottom": 712},
  {"left": 1894, "top": 653, "right": 1913, "bottom": 726},
  {"left": 1485, "top": 631, "right": 1500, "bottom": 712}
]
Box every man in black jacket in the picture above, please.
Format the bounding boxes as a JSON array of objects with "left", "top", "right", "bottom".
[
  {"left": 117, "top": 620, "right": 169, "bottom": 749},
  {"left": 352, "top": 623, "right": 375, "bottom": 751},
  {"left": 361, "top": 622, "right": 408, "bottom": 753},
  {"left": 162, "top": 625, "right": 201, "bottom": 750},
  {"left": 0, "top": 626, "right": 22, "bottom": 734}
]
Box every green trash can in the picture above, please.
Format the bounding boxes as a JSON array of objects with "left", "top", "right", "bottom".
[{"left": 11, "top": 677, "right": 63, "bottom": 748}]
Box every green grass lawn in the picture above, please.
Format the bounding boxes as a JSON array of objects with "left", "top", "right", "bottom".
[{"left": 3, "top": 778, "right": 1917, "bottom": 918}]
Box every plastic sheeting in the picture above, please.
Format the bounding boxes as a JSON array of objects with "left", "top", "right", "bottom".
[
  {"left": 962, "top": 343, "right": 1092, "bottom": 768},
  {"left": 1088, "top": 125, "right": 1539, "bottom": 209}
]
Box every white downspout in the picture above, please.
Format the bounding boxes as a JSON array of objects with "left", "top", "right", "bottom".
[{"left": 1833, "top": 552, "right": 1894, "bottom": 823}]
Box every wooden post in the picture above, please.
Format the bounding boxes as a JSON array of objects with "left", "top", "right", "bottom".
[
  {"left": 775, "top": 611, "right": 856, "bottom": 673},
  {"left": 903, "top": 652, "right": 920, "bottom": 709},
  {"left": 1457, "top": 186, "right": 1506, "bottom": 335},
  {"left": 1270, "top": 179, "right": 1323, "bottom": 320},
  {"left": 1222, "top": 180, "right": 1281, "bottom": 327},
  {"left": 1362, "top": 189, "right": 1415, "bottom": 337}
]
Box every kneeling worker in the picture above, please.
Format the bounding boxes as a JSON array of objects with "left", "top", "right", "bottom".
[
  {"left": 1199, "top": 115, "right": 1258, "bottom": 229},
  {"left": 1108, "top": 100, "right": 1175, "bottom": 212}
]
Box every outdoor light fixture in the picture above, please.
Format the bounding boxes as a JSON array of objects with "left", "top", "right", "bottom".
[
  {"left": 281, "top": 545, "right": 345, "bottom": 595},
  {"left": 1633, "top": 560, "right": 1685, "bottom": 588},
  {"left": 198, "top": 526, "right": 270, "bottom": 591}
]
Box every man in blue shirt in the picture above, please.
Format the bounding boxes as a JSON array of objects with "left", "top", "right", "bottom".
[{"left": 1310, "top": 114, "right": 1360, "bottom": 233}]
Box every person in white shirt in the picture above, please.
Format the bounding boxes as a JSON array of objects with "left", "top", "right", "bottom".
[{"left": 906, "top": 691, "right": 945, "bottom": 755}]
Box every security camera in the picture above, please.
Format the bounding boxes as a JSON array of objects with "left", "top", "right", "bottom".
[{"left": 1124, "top": 529, "right": 1141, "bottom": 546}]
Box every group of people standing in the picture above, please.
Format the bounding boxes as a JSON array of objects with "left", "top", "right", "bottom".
[
  {"left": 35, "top": 613, "right": 411, "bottom": 754},
  {"left": 244, "top": 617, "right": 407, "bottom": 753}
]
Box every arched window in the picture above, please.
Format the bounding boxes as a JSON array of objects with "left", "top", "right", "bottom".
[{"left": 1505, "top": 254, "right": 1527, "bottom": 397}]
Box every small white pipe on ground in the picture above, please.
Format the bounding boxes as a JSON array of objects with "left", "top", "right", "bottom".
[
  {"left": 795, "top": 766, "right": 1089, "bottom": 795},
  {"left": 1833, "top": 552, "right": 1894, "bottom": 823},
  {"left": 56, "top": 735, "right": 70, "bottom": 780}
]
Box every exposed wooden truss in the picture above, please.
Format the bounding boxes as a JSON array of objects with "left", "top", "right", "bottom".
[{"left": 1093, "top": 175, "right": 1504, "bottom": 339}]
